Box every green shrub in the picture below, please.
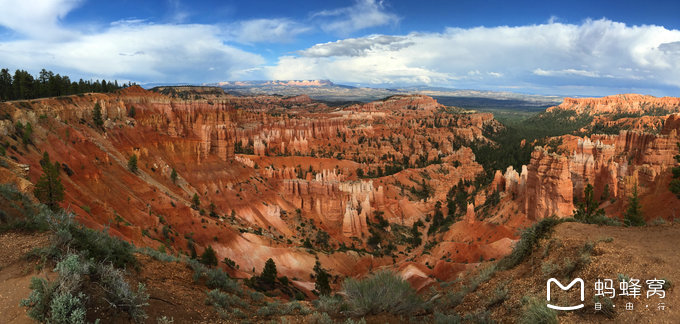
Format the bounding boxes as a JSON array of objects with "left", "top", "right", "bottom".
[
  {"left": 463, "top": 310, "right": 494, "bottom": 324},
  {"left": 22, "top": 253, "right": 147, "bottom": 323},
  {"left": 206, "top": 289, "right": 247, "bottom": 309},
  {"left": 94, "top": 262, "right": 149, "bottom": 322},
  {"left": 344, "top": 317, "right": 367, "bottom": 324},
  {"left": 157, "top": 316, "right": 174, "bottom": 324},
  {"left": 307, "top": 312, "right": 334, "bottom": 324},
  {"left": 256, "top": 301, "right": 282, "bottom": 317},
  {"left": 248, "top": 290, "right": 265, "bottom": 303},
  {"left": 520, "top": 297, "right": 557, "bottom": 324},
  {"left": 430, "top": 290, "right": 465, "bottom": 311},
  {"left": 497, "top": 217, "right": 561, "bottom": 270},
  {"left": 594, "top": 296, "right": 615, "bottom": 318},
  {"left": 49, "top": 291, "right": 87, "bottom": 324},
  {"left": 486, "top": 283, "right": 508, "bottom": 308},
  {"left": 314, "top": 294, "right": 348, "bottom": 316},
  {"left": 434, "top": 311, "right": 462, "bottom": 324},
  {"left": 205, "top": 268, "right": 241, "bottom": 294},
  {"left": 468, "top": 265, "right": 497, "bottom": 292},
  {"left": 0, "top": 184, "right": 50, "bottom": 232},
  {"left": 342, "top": 270, "right": 422, "bottom": 316},
  {"left": 137, "top": 247, "right": 181, "bottom": 263},
  {"left": 282, "top": 300, "right": 312, "bottom": 315},
  {"left": 662, "top": 278, "right": 673, "bottom": 291},
  {"left": 21, "top": 277, "right": 58, "bottom": 322},
  {"left": 66, "top": 223, "right": 137, "bottom": 269}
]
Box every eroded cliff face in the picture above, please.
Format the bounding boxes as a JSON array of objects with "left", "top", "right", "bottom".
[
  {"left": 547, "top": 94, "right": 680, "bottom": 116},
  {"left": 498, "top": 113, "right": 680, "bottom": 221}
]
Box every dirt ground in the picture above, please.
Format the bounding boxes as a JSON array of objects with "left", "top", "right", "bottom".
[
  {"left": 456, "top": 221, "right": 680, "bottom": 323},
  {"left": 0, "top": 231, "right": 50, "bottom": 324}
]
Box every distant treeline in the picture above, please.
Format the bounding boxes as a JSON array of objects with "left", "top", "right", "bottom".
[{"left": 0, "top": 68, "right": 134, "bottom": 101}]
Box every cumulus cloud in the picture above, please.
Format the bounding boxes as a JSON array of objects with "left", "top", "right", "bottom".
[
  {"left": 298, "top": 35, "right": 411, "bottom": 57},
  {"left": 224, "top": 18, "right": 311, "bottom": 44},
  {"left": 0, "top": 0, "right": 83, "bottom": 39},
  {"left": 266, "top": 19, "right": 680, "bottom": 94},
  {"left": 312, "top": 0, "right": 399, "bottom": 35},
  {"left": 0, "top": 19, "right": 265, "bottom": 83}
]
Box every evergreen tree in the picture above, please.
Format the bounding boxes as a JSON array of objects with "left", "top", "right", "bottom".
[
  {"left": 573, "top": 184, "right": 605, "bottom": 223},
  {"left": 187, "top": 239, "right": 197, "bottom": 259},
  {"left": 93, "top": 102, "right": 104, "bottom": 129},
  {"left": 33, "top": 152, "right": 64, "bottom": 211},
  {"left": 127, "top": 154, "right": 138, "bottom": 173},
  {"left": 22, "top": 122, "right": 33, "bottom": 146},
  {"left": 313, "top": 261, "right": 331, "bottom": 296},
  {"left": 429, "top": 201, "right": 444, "bottom": 234},
  {"left": 200, "top": 245, "right": 218, "bottom": 267},
  {"left": 409, "top": 223, "right": 422, "bottom": 247},
  {"left": 260, "top": 258, "right": 277, "bottom": 287},
  {"left": 624, "top": 185, "right": 645, "bottom": 227},
  {"left": 669, "top": 143, "right": 680, "bottom": 198},
  {"left": 303, "top": 237, "right": 313, "bottom": 249},
  {"left": 170, "top": 168, "right": 178, "bottom": 183},
  {"left": 128, "top": 105, "right": 136, "bottom": 118},
  {"left": 191, "top": 193, "right": 200, "bottom": 210},
  {"left": 601, "top": 184, "right": 610, "bottom": 202}
]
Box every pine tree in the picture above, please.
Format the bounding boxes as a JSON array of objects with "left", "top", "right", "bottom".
[
  {"left": 191, "top": 193, "right": 200, "bottom": 210},
  {"left": 127, "top": 154, "right": 138, "bottom": 173},
  {"left": 201, "top": 245, "right": 218, "bottom": 267},
  {"left": 93, "top": 102, "right": 104, "bottom": 129},
  {"left": 669, "top": 143, "right": 680, "bottom": 198},
  {"left": 260, "top": 258, "right": 277, "bottom": 287},
  {"left": 33, "top": 152, "right": 64, "bottom": 211},
  {"left": 601, "top": 184, "right": 610, "bottom": 202},
  {"left": 313, "top": 261, "right": 331, "bottom": 296},
  {"left": 170, "top": 168, "right": 178, "bottom": 183},
  {"left": 624, "top": 185, "right": 645, "bottom": 227},
  {"left": 128, "top": 105, "right": 136, "bottom": 118},
  {"left": 573, "top": 184, "right": 605, "bottom": 223}
]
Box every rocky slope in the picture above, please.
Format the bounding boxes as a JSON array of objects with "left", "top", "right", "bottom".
[{"left": 0, "top": 86, "right": 512, "bottom": 295}]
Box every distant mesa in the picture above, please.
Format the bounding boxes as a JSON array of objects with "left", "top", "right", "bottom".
[{"left": 214, "top": 80, "right": 335, "bottom": 87}]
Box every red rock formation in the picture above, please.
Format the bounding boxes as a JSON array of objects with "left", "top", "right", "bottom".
[
  {"left": 1, "top": 86, "right": 525, "bottom": 293},
  {"left": 524, "top": 149, "right": 574, "bottom": 220},
  {"left": 547, "top": 94, "right": 680, "bottom": 116},
  {"left": 497, "top": 113, "right": 680, "bottom": 221}
]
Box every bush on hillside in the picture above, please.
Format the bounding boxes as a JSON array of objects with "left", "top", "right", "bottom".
[{"left": 342, "top": 270, "right": 422, "bottom": 316}]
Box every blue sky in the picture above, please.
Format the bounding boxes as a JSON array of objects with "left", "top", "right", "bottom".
[{"left": 0, "top": 0, "right": 679, "bottom": 96}]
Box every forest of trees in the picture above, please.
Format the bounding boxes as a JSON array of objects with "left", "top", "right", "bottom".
[{"left": 0, "top": 68, "right": 133, "bottom": 101}]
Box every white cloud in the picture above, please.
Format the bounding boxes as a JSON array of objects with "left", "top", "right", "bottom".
[
  {"left": 266, "top": 19, "right": 680, "bottom": 93},
  {"left": 298, "top": 35, "right": 411, "bottom": 57},
  {"left": 533, "top": 68, "right": 600, "bottom": 77},
  {"left": 0, "top": 20, "right": 265, "bottom": 83},
  {"left": 224, "top": 18, "right": 311, "bottom": 44},
  {"left": 0, "top": 0, "right": 83, "bottom": 39},
  {"left": 312, "top": 0, "right": 399, "bottom": 35}
]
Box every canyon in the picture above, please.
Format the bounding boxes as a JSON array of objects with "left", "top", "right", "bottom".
[{"left": 2, "top": 87, "right": 680, "bottom": 297}]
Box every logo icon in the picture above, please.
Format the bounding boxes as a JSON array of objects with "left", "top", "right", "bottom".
[{"left": 547, "top": 278, "right": 585, "bottom": 310}]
